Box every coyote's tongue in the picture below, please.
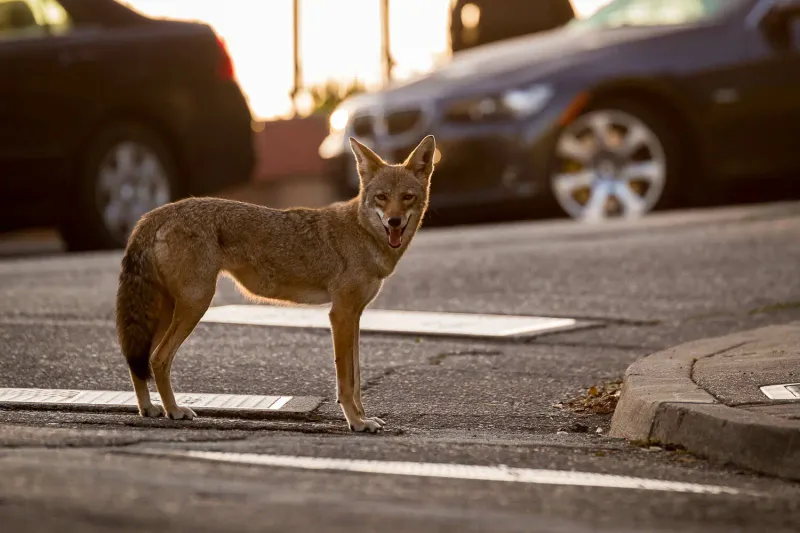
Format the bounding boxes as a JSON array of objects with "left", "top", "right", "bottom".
[{"left": 388, "top": 227, "right": 403, "bottom": 248}]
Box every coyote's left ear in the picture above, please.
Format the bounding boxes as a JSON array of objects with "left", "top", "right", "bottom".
[
  {"left": 349, "top": 137, "right": 386, "bottom": 185},
  {"left": 404, "top": 135, "right": 436, "bottom": 181}
]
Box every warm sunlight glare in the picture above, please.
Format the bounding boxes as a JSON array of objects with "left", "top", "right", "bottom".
[{"left": 123, "top": 0, "right": 610, "bottom": 120}]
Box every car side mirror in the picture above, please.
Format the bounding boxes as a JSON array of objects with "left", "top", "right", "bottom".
[{"left": 759, "top": 0, "right": 800, "bottom": 51}]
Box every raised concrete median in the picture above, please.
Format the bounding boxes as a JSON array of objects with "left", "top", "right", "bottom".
[{"left": 610, "top": 322, "right": 800, "bottom": 481}]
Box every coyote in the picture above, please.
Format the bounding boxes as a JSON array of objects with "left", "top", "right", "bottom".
[{"left": 116, "top": 136, "right": 436, "bottom": 432}]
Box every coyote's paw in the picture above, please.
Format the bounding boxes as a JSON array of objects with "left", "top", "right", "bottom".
[
  {"left": 165, "top": 406, "right": 197, "bottom": 421},
  {"left": 139, "top": 404, "right": 164, "bottom": 418},
  {"left": 349, "top": 418, "right": 385, "bottom": 433}
]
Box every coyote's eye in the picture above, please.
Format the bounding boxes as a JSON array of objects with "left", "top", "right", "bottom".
[
  {"left": 402, "top": 194, "right": 415, "bottom": 202},
  {"left": 375, "top": 194, "right": 388, "bottom": 202}
]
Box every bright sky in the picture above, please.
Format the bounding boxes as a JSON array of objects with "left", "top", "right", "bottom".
[{"left": 124, "top": 0, "right": 611, "bottom": 120}]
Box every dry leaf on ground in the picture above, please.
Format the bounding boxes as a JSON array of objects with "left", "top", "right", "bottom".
[{"left": 564, "top": 379, "right": 623, "bottom": 415}]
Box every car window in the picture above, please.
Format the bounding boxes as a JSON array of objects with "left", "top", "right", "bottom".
[
  {"left": 569, "top": 0, "right": 747, "bottom": 29},
  {"left": 0, "top": 0, "right": 45, "bottom": 39},
  {"left": 0, "top": 0, "right": 71, "bottom": 41}
]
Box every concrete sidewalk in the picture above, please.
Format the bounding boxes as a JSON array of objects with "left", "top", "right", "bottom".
[{"left": 610, "top": 322, "right": 800, "bottom": 481}]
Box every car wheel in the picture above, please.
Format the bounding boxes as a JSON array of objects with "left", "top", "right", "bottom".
[
  {"left": 548, "top": 101, "right": 683, "bottom": 221},
  {"left": 60, "top": 123, "right": 180, "bottom": 251}
]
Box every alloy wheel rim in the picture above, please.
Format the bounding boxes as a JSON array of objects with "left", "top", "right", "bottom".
[
  {"left": 550, "top": 109, "right": 667, "bottom": 221},
  {"left": 95, "top": 141, "right": 171, "bottom": 242}
]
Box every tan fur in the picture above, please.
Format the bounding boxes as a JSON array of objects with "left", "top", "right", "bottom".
[{"left": 115, "top": 136, "right": 436, "bottom": 431}]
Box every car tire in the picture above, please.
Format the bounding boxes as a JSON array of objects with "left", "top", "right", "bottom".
[
  {"left": 60, "top": 122, "right": 181, "bottom": 251},
  {"left": 547, "top": 99, "right": 685, "bottom": 221}
]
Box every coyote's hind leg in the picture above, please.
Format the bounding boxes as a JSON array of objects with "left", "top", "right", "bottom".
[
  {"left": 131, "top": 297, "right": 175, "bottom": 418},
  {"left": 151, "top": 289, "right": 214, "bottom": 421}
]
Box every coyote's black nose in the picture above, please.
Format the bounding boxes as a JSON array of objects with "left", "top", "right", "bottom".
[{"left": 387, "top": 217, "right": 403, "bottom": 228}]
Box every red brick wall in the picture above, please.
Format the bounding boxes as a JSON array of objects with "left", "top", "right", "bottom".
[{"left": 252, "top": 116, "right": 329, "bottom": 182}]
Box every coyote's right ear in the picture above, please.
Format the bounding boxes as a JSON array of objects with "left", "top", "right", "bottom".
[
  {"left": 349, "top": 137, "right": 386, "bottom": 185},
  {"left": 403, "top": 135, "right": 436, "bottom": 182}
]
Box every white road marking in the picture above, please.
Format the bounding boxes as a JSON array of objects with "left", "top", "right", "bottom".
[
  {"left": 267, "top": 396, "right": 293, "bottom": 410},
  {"left": 148, "top": 450, "right": 749, "bottom": 496},
  {"left": 760, "top": 383, "right": 800, "bottom": 400},
  {"left": 201, "top": 305, "right": 584, "bottom": 338},
  {"left": 0, "top": 388, "right": 314, "bottom": 414}
]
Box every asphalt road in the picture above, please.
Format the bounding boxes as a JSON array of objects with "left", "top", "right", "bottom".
[{"left": 2, "top": 202, "right": 800, "bottom": 533}]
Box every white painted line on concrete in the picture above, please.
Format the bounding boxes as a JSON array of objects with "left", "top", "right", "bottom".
[
  {"left": 0, "top": 388, "right": 316, "bottom": 414},
  {"left": 760, "top": 383, "right": 800, "bottom": 400},
  {"left": 201, "top": 305, "right": 583, "bottom": 338},
  {"left": 267, "top": 396, "right": 293, "bottom": 410},
  {"left": 149, "top": 450, "right": 748, "bottom": 496}
]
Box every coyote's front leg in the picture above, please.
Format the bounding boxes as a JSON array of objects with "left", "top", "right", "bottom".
[
  {"left": 352, "top": 316, "right": 385, "bottom": 426},
  {"left": 330, "top": 303, "right": 385, "bottom": 433}
]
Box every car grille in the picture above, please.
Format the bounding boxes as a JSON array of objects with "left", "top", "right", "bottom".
[
  {"left": 390, "top": 137, "right": 511, "bottom": 194},
  {"left": 352, "top": 115, "right": 375, "bottom": 138},
  {"left": 349, "top": 107, "right": 424, "bottom": 139},
  {"left": 385, "top": 108, "right": 422, "bottom": 136},
  {"left": 442, "top": 101, "right": 476, "bottom": 124}
]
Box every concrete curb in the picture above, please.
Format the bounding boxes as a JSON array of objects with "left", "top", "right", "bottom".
[{"left": 609, "top": 325, "right": 800, "bottom": 481}]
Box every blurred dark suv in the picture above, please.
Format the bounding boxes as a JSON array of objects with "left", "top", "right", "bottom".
[{"left": 0, "top": 0, "right": 255, "bottom": 250}]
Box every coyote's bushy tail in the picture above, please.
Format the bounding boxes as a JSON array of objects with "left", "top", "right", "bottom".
[{"left": 116, "top": 233, "right": 162, "bottom": 381}]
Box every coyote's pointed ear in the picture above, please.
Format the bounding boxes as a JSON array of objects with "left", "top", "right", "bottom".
[
  {"left": 349, "top": 137, "right": 386, "bottom": 185},
  {"left": 404, "top": 135, "right": 436, "bottom": 181}
]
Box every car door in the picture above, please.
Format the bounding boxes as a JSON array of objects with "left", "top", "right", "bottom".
[
  {"left": 732, "top": 0, "right": 800, "bottom": 175},
  {"left": 0, "top": 0, "right": 81, "bottom": 216}
]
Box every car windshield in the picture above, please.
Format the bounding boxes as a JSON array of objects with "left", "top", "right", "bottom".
[{"left": 569, "top": 0, "right": 749, "bottom": 29}]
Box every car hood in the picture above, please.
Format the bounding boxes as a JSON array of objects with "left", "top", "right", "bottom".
[{"left": 351, "top": 23, "right": 684, "bottom": 107}]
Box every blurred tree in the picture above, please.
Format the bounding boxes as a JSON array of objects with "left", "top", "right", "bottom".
[{"left": 307, "top": 79, "right": 366, "bottom": 116}]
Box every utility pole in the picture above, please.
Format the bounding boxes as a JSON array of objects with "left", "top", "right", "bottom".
[
  {"left": 290, "top": 0, "right": 302, "bottom": 116},
  {"left": 380, "top": 0, "right": 394, "bottom": 86}
]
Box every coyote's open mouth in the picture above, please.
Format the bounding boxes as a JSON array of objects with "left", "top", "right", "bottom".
[{"left": 384, "top": 224, "right": 406, "bottom": 248}]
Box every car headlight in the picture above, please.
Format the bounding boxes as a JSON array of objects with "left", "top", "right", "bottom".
[
  {"left": 445, "top": 84, "right": 554, "bottom": 123},
  {"left": 329, "top": 107, "right": 351, "bottom": 132},
  {"left": 501, "top": 85, "right": 554, "bottom": 117}
]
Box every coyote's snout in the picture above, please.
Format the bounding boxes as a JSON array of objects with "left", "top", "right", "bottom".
[
  {"left": 372, "top": 188, "right": 418, "bottom": 249},
  {"left": 115, "top": 135, "right": 436, "bottom": 432}
]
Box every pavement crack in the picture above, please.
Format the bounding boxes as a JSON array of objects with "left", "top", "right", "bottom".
[
  {"left": 679, "top": 301, "right": 800, "bottom": 323},
  {"left": 362, "top": 350, "right": 503, "bottom": 393},
  {"left": 555, "top": 315, "right": 662, "bottom": 326},
  {"left": 0, "top": 433, "right": 253, "bottom": 450},
  {"left": 748, "top": 300, "right": 800, "bottom": 315},
  {"left": 529, "top": 339, "right": 664, "bottom": 351},
  {"left": 688, "top": 341, "right": 750, "bottom": 404},
  {"left": 361, "top": 366, "right": 401, "bottom": 393},
  {"left": 428, "top": 350, "right": 503, "bottom": 366}
]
